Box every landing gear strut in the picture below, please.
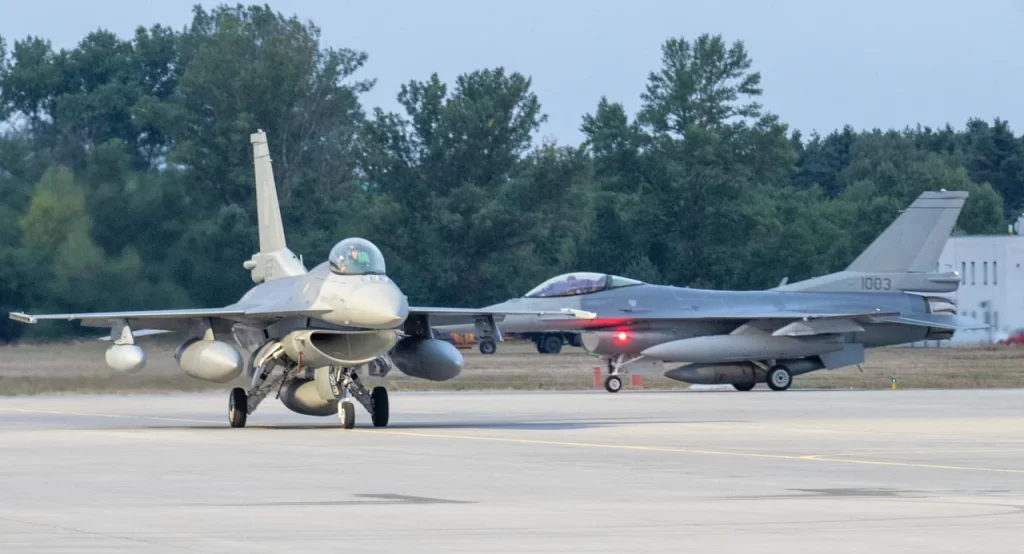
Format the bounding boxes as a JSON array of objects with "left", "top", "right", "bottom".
[
  {"left": 332, "top": 366, "right": 390, "bottom": 429},
  {"left": 603, "top": 354, "right": 639, "bottom": 393},
  {"left": 227, "top": 341, "right": 288, "bottom": 428}
]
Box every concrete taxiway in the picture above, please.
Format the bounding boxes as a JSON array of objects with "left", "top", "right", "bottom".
[{"left": 1, "top": 388, "right": 1024, "bottom": 553}]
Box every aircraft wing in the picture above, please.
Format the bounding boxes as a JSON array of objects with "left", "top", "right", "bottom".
[
  {"left": 9, "top": 307, "right": 332, "bottom": 331},
  {"left": 577, "top": 309, "right": 898, "bottom": 326},
  {"left": 409, "top": 306, "right": 596, "bottom": 327},
  {"left": 566, "top": 307, "right": 989, "bottom": 337}
]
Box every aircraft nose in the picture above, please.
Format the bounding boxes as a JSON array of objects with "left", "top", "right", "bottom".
[{"left": 346, "top": 280, "right": 409, "bottom": 329}]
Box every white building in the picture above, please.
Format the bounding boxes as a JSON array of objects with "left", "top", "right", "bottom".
[{"left": 936, "top": 234, "right": 1024, "bottom": 345}]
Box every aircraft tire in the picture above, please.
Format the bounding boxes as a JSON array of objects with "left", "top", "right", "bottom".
[
  {"left": 339, "top": 400, "right": 356, "bottom": 429},
  {"left": 766, "top": 365, "right": 792, "bottom": 391},
  {"left": 541, "top": 335, "right": 563, "bottom": 355},
  {"left": 604, "top": 375, "right": 622, "bottom": 393},
  {"left": 228, "top": 387, "right": 248, "bottom": 428},
  {"left": 732, "top": 382, "right": 756, "bottom": 392},
  {"left": 479, "top": 339, "right": 497, "bottom": 355},
  {"left": 371, "top": 386, "right": 389, "bottom": 428}
]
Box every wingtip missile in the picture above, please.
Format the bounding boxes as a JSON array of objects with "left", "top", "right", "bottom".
[{"left": 9, "top": 312, "right": 37, "bottom": 324}]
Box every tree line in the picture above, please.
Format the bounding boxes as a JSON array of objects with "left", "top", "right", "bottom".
[{"left": 0, "top": 4, "right": 1021, "bottom": 340}]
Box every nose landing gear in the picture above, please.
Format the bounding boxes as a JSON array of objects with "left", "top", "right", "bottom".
[{"left": 331, "top": 366, "right": 391, "bottom": 429}]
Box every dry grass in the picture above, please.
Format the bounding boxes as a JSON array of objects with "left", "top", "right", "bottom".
[{"left": 1, "top": 337, "right": 1023, "bottom": 396}]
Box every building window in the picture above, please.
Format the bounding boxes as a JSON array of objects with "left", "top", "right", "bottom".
[
  {"left": 971, "top": 262, "right": 976, "bottom": 285},
  {"left": 961, "top": 261, "right": 966, "bottom": 284},
  {"left": 994, "top": 311, "right": 1000, "bottom": 331},
  {"left": 994, "top": 261, "right": 998, "bottom": 285},
  {"left": 984, "top": 261, "right": 988, "bottom": 285}
]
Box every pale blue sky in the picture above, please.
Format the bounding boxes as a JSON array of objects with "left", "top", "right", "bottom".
[{"left": 3, "top": 0, "right": 1023, "bottom": 144}]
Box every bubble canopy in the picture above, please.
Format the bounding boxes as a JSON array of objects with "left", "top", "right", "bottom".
[
  {"left": 328, "top": 238, "right": 386, "bottom": 275},
  {"left": 524, "top": 273, "right": 643, "bottom": 298}
]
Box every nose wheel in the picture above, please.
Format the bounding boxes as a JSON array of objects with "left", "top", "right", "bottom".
[
  {"left": 333, "top": 368, "right": 391, "bottom": 429},
  {"left": 339, "top": 400, "right": 356, "bottom": 429},
  {"left": 604, "top": 375, "right": 622, "bottom": 393}
]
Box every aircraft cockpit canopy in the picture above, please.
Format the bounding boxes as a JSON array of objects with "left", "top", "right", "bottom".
[
  {"left": 329, "top": 238, "right": 386, "bottom": 276},
  {"left": 524, "top": 272, "right": 644, "bottom": 298}
]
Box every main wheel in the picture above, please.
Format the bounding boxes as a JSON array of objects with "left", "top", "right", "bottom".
[
  {"left": 339, "top": 400, "right": 356, "bottom": 429},
  {"left": 228, "top": 387, "right": 248, "bottom": 428},
  {"left": 604, "top": 375, "right": 623, "bottom": 393},
  {"left": 541, "top": 335, "right": 563, "bottom": 355},
  {"left": 479, "top": 338, "right": 497, "bottom": 355},
  {"left": 766, "top": 365, "right": 792, "bottom": 391},
  {"left": 732, "top": 382, "right": 756, "bottom": 392},
  {"left": 370, "top": 386, "right": 390, "bottom": 428}
]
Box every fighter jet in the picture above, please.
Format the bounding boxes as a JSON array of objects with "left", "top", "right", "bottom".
[
  {"left": 9, "top": 131, "right": 591, "bottom": 428},
  {"left": 437, "top": 190, "right": 986, "bottom": 392}
]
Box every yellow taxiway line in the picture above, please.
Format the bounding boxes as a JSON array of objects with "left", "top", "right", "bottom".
[{"left": 358, "top": 429, "right": 1024, "bottom": 475}]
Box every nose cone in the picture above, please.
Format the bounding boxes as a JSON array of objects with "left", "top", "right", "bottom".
[{"left": 345, "top": 280, "right": 409, "bottom": 329}]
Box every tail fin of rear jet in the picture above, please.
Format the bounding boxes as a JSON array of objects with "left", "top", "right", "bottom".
[
  {"left": 845, "top": 190, "right": 968, "bottom": 274},
  {"left": 775, "top": 190, "right": 967, "bottom": 293},
  {"left": 242, "top": 130, "right": 306, "bottom": 284}
]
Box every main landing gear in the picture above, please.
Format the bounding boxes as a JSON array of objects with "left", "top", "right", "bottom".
[
  {"left": 229, "top": 387, "right": 248, "bottom": 427},
  {"left": 228, "top": 342, "right": 288, "bottom": 429},
  {"left": 479, "top": 338, "right": 497, "bottom": 355},
  {"left": 766, "top": 364, "right": 792, "bottom": 391}
]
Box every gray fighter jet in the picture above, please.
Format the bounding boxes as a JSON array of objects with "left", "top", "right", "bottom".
[
  {"left": 438, "top": 190, "right": 986, "bottom": 392},
  {"left": 9, "top": 131, "right": 591, "bottom": 428}
]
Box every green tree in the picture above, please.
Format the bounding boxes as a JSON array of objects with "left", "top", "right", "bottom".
[
  {"left": 638, "top": 35, "right": 762, "bottom": 134},
  {"left": 582, "top": 34, "right": 796, "bottom": 289},
  {"left": 360, "top": 68, "right": 593, "bottom": 305}
]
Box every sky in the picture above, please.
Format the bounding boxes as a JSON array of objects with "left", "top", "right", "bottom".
[{"left": 2, "top": 0, "right": 1022, "bottom": 145}]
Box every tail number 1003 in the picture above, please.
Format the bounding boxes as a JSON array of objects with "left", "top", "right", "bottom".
[{"left": 861, "top": 277, "right": 892, "bottom": 291}]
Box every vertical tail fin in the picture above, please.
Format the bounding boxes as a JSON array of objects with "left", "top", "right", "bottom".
[
  {"left": 242, "top": 130, "right": 306, "bottom": 283},
  {"left": 845, "top": 190, "right": 968, "bottom": 273},
  {"left": 251, "top": 130, "right": 287, "bottom": 254},
  {"left": 776, "top": 190, "right": 967, "bottom": 293}
]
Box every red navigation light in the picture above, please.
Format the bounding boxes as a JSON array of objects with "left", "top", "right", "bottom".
[{"left": 615, "top": 331, "right": 629, "bottom": 343}]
